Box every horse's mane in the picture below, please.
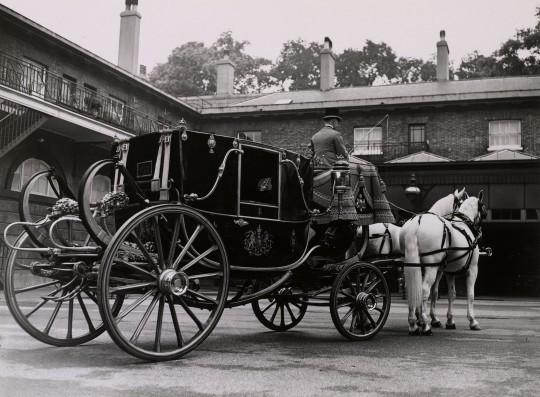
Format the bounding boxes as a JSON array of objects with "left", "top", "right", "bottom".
[{"left": 429, "top": 194, "right": 453, "bottom": 216}]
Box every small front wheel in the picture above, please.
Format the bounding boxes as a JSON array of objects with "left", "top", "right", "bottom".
[
  {"left": 330, "top": 262, "right": 390, "bottom": 340},
  {"left": 251, "top": 279, "right": 308, "bottom": 331}
]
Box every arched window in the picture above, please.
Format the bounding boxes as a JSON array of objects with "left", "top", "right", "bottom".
[
  {"left": 90, "top": 175, "right": 111, "bottom": 204},
  {"left": 11, "top": 158, "right": 57, "bottom": 197}
]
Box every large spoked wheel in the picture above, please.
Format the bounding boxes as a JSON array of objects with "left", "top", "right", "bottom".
[
  {"left": 3, "top": 232, "right": 122, "bottom": 346},
  {"left": 251, "top": 279, "right": 308, "bottom": 331},
  {"left": 98, "top": 204, "right": 229, "bottom": 361},
  {"left": 19, "top": 169, "right": 74, "bottom": 247},
  {"left": 78, "top": 159, "right": 126, "bottom": 247},
  {"left": 330, "top": 262, "right": 390, "bottom": 340}
]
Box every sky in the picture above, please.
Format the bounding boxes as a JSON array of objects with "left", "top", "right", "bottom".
[{"left": 1, "top": 0, "right": 539, "bottom": 73}]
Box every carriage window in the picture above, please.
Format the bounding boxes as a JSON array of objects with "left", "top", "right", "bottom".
[
  {"left": 353, "top": 127, "right": 382, "bottom": 155},
  {"left": 489, "top": 121, "right": 522, "bottom": 150},
  {"left": 11, "top": 158, "right": 57, "bottom": 197},
  {"left": 237, "top": 131, "right": 261, "bottom": 143},
  {"left": 90, "top": 175, "right": 111, "bottom": 204}
]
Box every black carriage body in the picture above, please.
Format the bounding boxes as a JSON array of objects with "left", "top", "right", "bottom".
[{"left": 119, "top": 130, "right": 313, "bottom": 270}]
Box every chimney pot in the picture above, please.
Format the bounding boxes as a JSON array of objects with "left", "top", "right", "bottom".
[{"left": 436, "top": 30, "right": 450, "bottom": 82}]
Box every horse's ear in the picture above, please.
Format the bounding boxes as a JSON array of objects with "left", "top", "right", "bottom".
[
  {"left": 456, "top": 187, "right": 465, "bottom": 199},
  {"left": 464, "top": 191, "right": 469, "bottom": 199},
  {"left": 478, "top": 190, "right": 484, "bottom": 202}
]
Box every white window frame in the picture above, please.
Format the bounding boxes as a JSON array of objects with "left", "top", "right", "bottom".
[
  {"left": 488, "top": 120, "right": 522, "bottom": 151},
  {"left": 353, "top": 127, "right": 383, "bottom": 155},
  {"left": 237, "top": 131, "right": 262, "bottom": 143},
  {"left": 11, "top": 158, "right": 57, "bottom": 197}
]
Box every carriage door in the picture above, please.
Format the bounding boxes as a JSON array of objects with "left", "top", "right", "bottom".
[{"left": 238, "top": 144, "right": 281, "bottom": 219}]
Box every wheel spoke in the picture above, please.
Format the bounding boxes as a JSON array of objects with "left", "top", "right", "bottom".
[
  {"left": 66, "top": 299, "right": 74, "bottom": 339},
  {"left": 109, "top": 281, "right": 157, "bottom": 294},
  {"left": 154, "top": 295, "right": 165, "bottom": 352},
  {"left": 77, "top": 294, "right": 96, "bottom": 332},
  {"left": 340, "top": 307, "right": 354, "bottom": 325},
  {"left": 337, "top": 288, "right": 355, "bottom": 300},
  {"left": 349, "top": 311, "right": 358, "bottom": 332},
  {"left": 260, "top": 299, "right": 277, "bottom": 315},
  {"left": 166, "top": 296, "right": 184, "bottom": 347},
  {"left": 366, "top": 277, "right": 382, "bottom": 293},
  {"left": 176, "top": 297, "right": 204, "bottom": 331},
  {"left": 172, "top": 224, "right": 203, "bottom": 270},
  {"left": 280, "top": 304, "right": 285, "bottom": 327},
  {"left": 15, "top": 280, "right": 59, "bottom": 294},
  {"left": 14, "top": 262, "right": 32, "bottom": 270},
  {"left": 180, "top": 245, "right": 218, "bottom": 273},
  {"left": 152, "top": 216, "right": 166, "bottom": 270},
  {"left": 114, "top": 259, "right": 157, "bottom": 280},
  {"left": 44, "top": 295, "right": 65, "bottom": 335},
  {"left": 130, "top": 231, "right": 161, "bottom": 274},
  {"left": 188, "top": 272, "right": 222, "bottom": 280},
  {"left": 185, "top": 289, "right": 218, "bottom": 306},
  {"left": 363, "top": 308, "right": 377, "bottom": 328},
  {"left": 130, "top": 292, "right": 160, "bottom": 344},
  {"left": 269, "top": 303, "right": 280, "bottom": 323},
  {"left": 116, "top": 290, "right": 155, "bottom": 322},
  {"left": 83, "top": 289, "right": 99, "bottom": 305},
  {"left": 284, "top": 302, "right": 297, "bottom": 322},
  {"left": 167, "top": 215, "right": 181, "bottom": 267}
]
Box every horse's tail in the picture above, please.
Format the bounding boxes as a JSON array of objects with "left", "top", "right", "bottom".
[{"left": 402, "top": 220, "right": 423, "bottom": 308}]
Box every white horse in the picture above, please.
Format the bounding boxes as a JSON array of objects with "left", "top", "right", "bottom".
[
  {"left": 357, "top": 188, "right": 465, "bottom": 259},
  {"left": 400, "top": 191, "right": 486, "bottom": 335}
]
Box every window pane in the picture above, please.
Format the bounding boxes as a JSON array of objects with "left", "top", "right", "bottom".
[
  {"left": 353, "top": 127, "right": 382, "bottom": 155},
  {"left": 90, "top": 175, "right": 111, "bottom": 203},
  {"left": 489, "top": 120, "right": 521, "bottom": 149},
  {"left": 11, "top": 158, "right": 56, "bottom": 197},
  {"left": 237, "top": 131, "right": 261, "bottom": 143}
]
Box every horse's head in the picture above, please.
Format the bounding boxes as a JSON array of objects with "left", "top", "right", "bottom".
[
  {"left": 458, "top": 190, "right": 486, "bottom": 227},
  {"left": 452, "top": 188, "right": 467, "bottom": 212}
]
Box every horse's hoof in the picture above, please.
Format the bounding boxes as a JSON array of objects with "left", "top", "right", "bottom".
[
  {"left": 446, "top": 323, "right": 456, "bottom": 330},
  {"left": 470, "top": 324, "right": 482, "bottom": 331},
  {"left": 409, "top": 328, "right": 421, "bottom": 336},
  {"left": 431, "top": 320, "right": 443, "bottom": 328},
  {"left": 421, "top": 329, "right": 433, "bottom": 336}
]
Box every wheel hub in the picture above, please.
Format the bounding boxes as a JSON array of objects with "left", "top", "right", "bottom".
[
  {"left": 355, "top": 292, "right": 376, "bottom": 310},
  {"left": 158, "top": 269, "right": 189, "bottom": 296}
]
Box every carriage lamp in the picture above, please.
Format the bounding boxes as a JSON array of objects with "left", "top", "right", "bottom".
[
  {"left": 331, "top": 159, "right": 351, "bottom": 195},
  {"left": 405, "top": 173, "right": 422, "bottom": 201}
]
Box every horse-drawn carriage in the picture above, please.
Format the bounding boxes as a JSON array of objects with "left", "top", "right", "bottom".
[{"left": 2, "top": 123, "right": 488, "bottom": 361}]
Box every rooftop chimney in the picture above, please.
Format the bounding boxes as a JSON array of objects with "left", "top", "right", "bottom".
[
  {"left": 118, "top": 0, "right": 141, "bottom": 75},
  {"left": 215, "top": 50, "right": 236, "bottom": 95},
  {"left": 436, "top": 30, "right": 449, "bottom": 82},
  {"left": 320, "top": 37, "right": 336, "bottom": 91}
]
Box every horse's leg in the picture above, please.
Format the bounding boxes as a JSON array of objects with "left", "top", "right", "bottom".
[
  {"left": 430, "top": 269, "right": 444, "bottom": 328},
  {"left": 420, "top": 267, "right": 438, "bottom": 336},
  {"left": 445, "top": 273, "right": 457, "bottom": 329},
  {"left": 466, "top": 260, "right": 481, "bottom": 330}
]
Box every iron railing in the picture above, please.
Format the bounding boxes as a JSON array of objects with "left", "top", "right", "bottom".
[
  {"left": 0, "top": 99, "right": 47, "bottom": 154},
  {"left": 0, "top": 51, "right": 171, "bottom": 135},
  {"left": 281, "top": 142, "right": 429, "bottom": 163}
]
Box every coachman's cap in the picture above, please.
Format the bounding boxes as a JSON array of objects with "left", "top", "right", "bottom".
[{"left": 323, "top": 108, "right": 341, "bottom": 122}]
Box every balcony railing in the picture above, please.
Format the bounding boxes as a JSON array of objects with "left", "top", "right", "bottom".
[
  {"left": 0, "top": 51, "right": 171, "bottom": 135},
  {"left": 281, "top": 142, "right": 429, "bottom": 163}
]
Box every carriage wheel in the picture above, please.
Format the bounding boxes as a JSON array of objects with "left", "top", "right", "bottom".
[
  {"left": 3, "top": 232, "right": 122, "bottom": 346},
  {"left": 19, "top": 169, "right": 74, "bottom": 247},
  {"left": 330, "top": 262, "right": 390, "bottom": 340},
  {"left": 98, "top": 204, "right": 229, "bottom": 361},
  {"left": 251, "top": 279, "right": 308, "bottom": 331},
  {"left": 78, "top": 159, "right": 126, "bottom": 247}
]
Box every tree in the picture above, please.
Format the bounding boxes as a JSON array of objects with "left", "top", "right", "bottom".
[
  {"left": 270, "top": 39, "right": 322, "bottom": 91},
  {"left": 456, "top": 51, "right": 499, "bottom": 79},
  {"left": 149, "top": 32, "right": 272, "bottom": 96},
  {"left": 336, "top": 41, "right": 398, "bottom": 87},
  {"left": 396, "top": 57, "right": 437, "bottom": 83},
  {"left": 150, "top": 42, "right": 214, "bottom": 96}
]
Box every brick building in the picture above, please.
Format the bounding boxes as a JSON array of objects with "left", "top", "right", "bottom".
[{"left": 1, "top": 3, "right": 539, "bottom": 295}]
